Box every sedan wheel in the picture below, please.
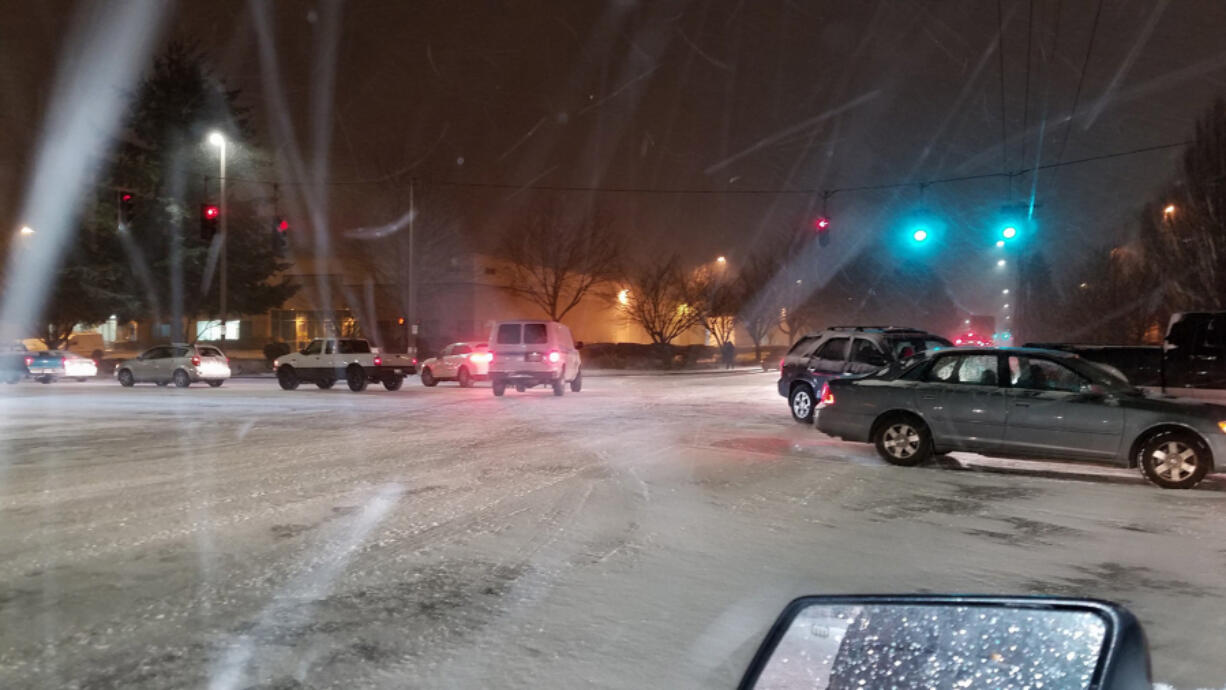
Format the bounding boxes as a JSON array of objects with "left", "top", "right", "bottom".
[
  {"left": 457, "top": 367, "right": 472, "bottom": 388},
  {"left": 173, "top": 370, "right": 191, "bottom": 388},
  {"left": 420, "top": 368, "right": 438, "bottom": 387},
  {"left": 117, "top": 369, "right": 135, "bottom": 387},
  {"left": 1140, "top": 431, "right": 1210, "bottom": 489},
  {"left": 873, "top": 417, "right": 932, "bottom": 467}
]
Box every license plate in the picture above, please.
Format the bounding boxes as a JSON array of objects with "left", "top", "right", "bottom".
[
  {"left": 525, "top": 352, "right": 541, "bottom": 362},
  {"left": 394, "top": 369, "right": 403, "bottom": 375}
]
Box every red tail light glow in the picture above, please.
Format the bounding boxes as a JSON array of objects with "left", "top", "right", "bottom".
[
  {"left": 411, "top": 358, "right": 418, "bottom": 365},
  {"left": 819, "top": 382, "right": 835, "bottom": 406},
  {"left": 374, "top": 356, "right": 383, "bottom": 366},
  {"left": 191, "top": 355, "right": 201, "bottom": 366},
  {"left": 24, "top": 356, "right": 33, "bottom": 366},
  {"left": 470, "top": 352, "right": 493, "bottom": 363},
  {"left": 779, "top": 358, "right": 785, "bottom": 370},
  {"left": 547, "top": 350, "right": 561, "bottom": 363}
]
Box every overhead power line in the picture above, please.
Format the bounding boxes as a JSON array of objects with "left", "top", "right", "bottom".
[
  {"left": 211, "top": 139, "right": 1191, "bottom": 199},
  {"left": 1054, "top": 0, "right": 1105, "bottom": 167}
]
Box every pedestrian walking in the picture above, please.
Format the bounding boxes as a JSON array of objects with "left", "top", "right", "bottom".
[{"left": 721, "top": 340, "right": 736, "bottom": 369}]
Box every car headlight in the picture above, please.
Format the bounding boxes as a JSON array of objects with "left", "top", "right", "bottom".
[{"left": 1218, "top": 421, "right": 1226, "bottom": 434}]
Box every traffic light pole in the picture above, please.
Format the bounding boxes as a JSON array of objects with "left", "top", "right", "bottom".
[
  {"left": 408, "top": 178, "right": 416, "bottom": 353},
  {"left": 218, "top": 140, "right": 228, "bottom": 341}
]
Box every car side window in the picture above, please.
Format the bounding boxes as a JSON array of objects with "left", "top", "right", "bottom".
[
  {"left": 1008, "top": 356, "right": 1086, "bottom": 393},
  {"left": 787, "top": 336, "right": 821, "bottom": 359},
  {"left": 850, "top": 339, "right": 886, "bottom": 365},
  {"left": 813, "top": 338, "right": 848, "bottom": 362},
  {"left": 324, "top": 341, "right": 335, "bottom": 355},
  {"left": 923, "top": 354, "right": 998, "bottom": 385},
  {"left": 303, "top": 341, "right": 322, "bottom": 355},
  {"left": 173, "top": 347, "right": 191, "bottom": 358},
  {"left": 453, "top": 345, "right": 471, "bottom": 355}
]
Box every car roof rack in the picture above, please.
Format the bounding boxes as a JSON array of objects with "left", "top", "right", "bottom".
[{"left": 827, "top": 326, "right": 927, "bottom": 333}]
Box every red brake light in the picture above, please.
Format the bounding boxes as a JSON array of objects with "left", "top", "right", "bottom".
[
  {"left": 191, "top": 355, "right": 201, "bottom": 366},
  {"left": 547, "top": 350, "right": 561, "bottom": 363},
  {"left": 374, "top": 356, "right": 382, "bottom": 366},
  {"left": 411, "top": 357, "right": 417, "bottom": 365},
  {"left": 779, "top": 357, "right": 785, "bottom": 370},
  {"left": 24, "top": 356, "right": 33, "bottom": 366},
  {"left": 820, "top": 383, "right": 835, "bottom": 406}
]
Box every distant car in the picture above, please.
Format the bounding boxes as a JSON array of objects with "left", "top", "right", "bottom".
[
  {"left": 116, "top": 343, "right": 230, "bottom": 388},
  {"left": 26, "top": 350, "right": 98, "bottom": 383},
  {"left": 815, "top": 346, "right": 1226, "bottom": 490},
  {"left": 778, "top": 326, "right": 952, "bottom": 423},
  {"left": 419, "top": 342, "right": 491, "bottom": 387},
  {"left": 1, "top": 341, "right": 29, "bottom": 384},
  {"left": 274, "top": 337, "right": 416, "bottom": 392},
  {"left": 487, "top": 320, "right": 582, "bottom": 396}
]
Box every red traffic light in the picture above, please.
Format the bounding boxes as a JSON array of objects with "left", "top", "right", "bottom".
[
  {"left": 814, "top": 217, "right": 831, "bottom": 231},
  {"left": 203, "top": 205, "right": 220, "bottom": 219},
  {"left": 278, "top": 219, "right": 289, "bottom": 231},
  {"left": 121, "top": 193, "right": 133, "bottom": 202}
]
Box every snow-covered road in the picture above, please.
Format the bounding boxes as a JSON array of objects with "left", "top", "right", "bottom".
[{"left": 0, "top": 374, "right": 1223, "bottom": 688}]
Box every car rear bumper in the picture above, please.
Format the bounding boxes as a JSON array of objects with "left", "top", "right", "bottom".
[
  {"left": 188, "top": 364, "right": 231, "bottom": 381},
  {"left": 815, "top": 407, "right": 872, "bottom": 442},
  {"left": 490, "top": 370, "right": 560, "bottom": 384}
]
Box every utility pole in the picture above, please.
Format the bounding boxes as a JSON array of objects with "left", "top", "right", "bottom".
[{"left": 408, "top": 178, "right": 416, "bottom": 352}]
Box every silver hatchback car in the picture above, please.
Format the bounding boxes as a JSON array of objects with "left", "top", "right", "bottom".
[
  {"left": 116, "top": 343, "right": 231, "bottom": 388},
  {"left": 815, "top": 346, "right": 1226, "bottom": 489}
]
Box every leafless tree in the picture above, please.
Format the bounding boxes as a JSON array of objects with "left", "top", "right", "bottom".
[
  {"left": 619, "top": 255, "right": 702, "bottom": 345},
  {"left": 498, "top": 199, "right": 621, "bottom": 322},
  {"left": 691, "top": 264, "right": 740, "bottom": 347},
  {"left": 737, "top": 252, "right": 785, "bottom": 361}
]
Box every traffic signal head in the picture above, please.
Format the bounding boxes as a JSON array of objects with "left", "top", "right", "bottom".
[
  {"left": 272, "top": 216, "right": 289, "bottom": 254},
  {"left": 912, "top": 228, "right": 929, "bottom": 243},
  {"left": 118, "top": 191, "right": 135, "bottom": 225},
  {"left": 1001, "top": 225, "right": 1017, "bottom": 239},
  {"left": 200, "top": 204, "right": 220, "bottom": 241}
]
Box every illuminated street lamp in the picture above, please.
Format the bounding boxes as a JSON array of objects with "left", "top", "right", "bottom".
[
  {"left": 1002, "top": 289, "right": 1009, "bottom": 295},
  {"left": 1163, "top": 204, "right": 1176, "bottom": 217},
  {"left": 18, "top": 225, "right": 34, "bottom": 236},
  {"left": 716, "top": 256, "right": 727, "bottom": 265},
  {"left": 996, "top": 259, "right": 1006, "bottom": 268},
  {"left": 207, "top": 131, "right": 228, "bottom": 340},
  {"left": 617, "top": 289, "right": 630, "bottom": 306},
  {"left": 995, "top": 240, "right": 1005, "bottom": 248}
]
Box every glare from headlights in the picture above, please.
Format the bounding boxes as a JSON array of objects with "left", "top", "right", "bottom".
[{"left": 1218, "top": 421, "right": 1226, "bottom": 434}]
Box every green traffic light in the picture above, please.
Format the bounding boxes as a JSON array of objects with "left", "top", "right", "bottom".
[
  {"left": 912, "top": 228, "right": 929, "bottom": 242},
  {"left": 1002, "top": 226, "right": 1018, "bottom": 239}
]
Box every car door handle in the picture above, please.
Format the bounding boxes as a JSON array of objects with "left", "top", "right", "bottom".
[
  {"left": 920, "top": 394, "right": 938, "bottom": 400},
  {"left": 1013, "top": 402, "right": 1031, "bottom": 407}
]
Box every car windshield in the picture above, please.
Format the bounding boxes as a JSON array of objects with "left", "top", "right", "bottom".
[{"left": 5, "top": 4, "right": 1226, "bottom": 689}]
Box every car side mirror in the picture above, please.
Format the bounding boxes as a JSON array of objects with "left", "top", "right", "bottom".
[
  {"left": 739, "top": 595, "right": 1150, "bottom": 690},
  {"left": 575, "top": 341, "right": 584, "bottom": 350}
]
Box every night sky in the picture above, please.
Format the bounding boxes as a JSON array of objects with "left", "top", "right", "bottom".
[{"left": 4, "top": 0, "right": 1226, "bottom": 316}]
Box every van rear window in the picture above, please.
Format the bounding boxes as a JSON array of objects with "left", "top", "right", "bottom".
[
  {"left": 496, "top": 324, "right": 522, "bottom": 344},
  {"left": 523, "top": 323, "right": 547, "bottom": 344}
]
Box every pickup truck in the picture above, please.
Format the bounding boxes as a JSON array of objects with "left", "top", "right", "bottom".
[{"left": 273, "top": 338, "right": 417, "bottom": 392}]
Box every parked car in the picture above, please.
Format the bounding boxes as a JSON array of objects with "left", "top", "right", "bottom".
[
  {"left": 419, "top": 342, "right": 491, "bottom": 387},
  {"left": 778, "top": 326, "right": 952, "bottom": 423},
  {"left": 1, "top": 341, "right": 29, "bottom": 384},
  {"left": 1024, "top": 342, "right": 1163, "bottom": 387},
  {"left": 487, "top": 320, "right": 582, "bottom": 396},
  {"left": 26, "top": 350, "right": 98, "bottom": 383},
  {"left": 116, "top": 343, "right": 230, "bottom": 388},
  {"left": 815, "top": 346, "right": 1226, "bottom": 489},
  {"left": 274, "top": 337, "right": 416, "bottom": 392}
]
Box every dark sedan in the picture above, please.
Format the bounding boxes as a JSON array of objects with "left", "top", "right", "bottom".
[{"left": 815, "top": 346, "right": 1226, "bottom": 489}]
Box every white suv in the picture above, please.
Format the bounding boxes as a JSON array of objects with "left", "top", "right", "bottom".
[
  {"left": 116, "top": 343, "right": 231, "bottom": 388},
  {"left": 487, "top": 320, "right": 582, "bottom": 396}
]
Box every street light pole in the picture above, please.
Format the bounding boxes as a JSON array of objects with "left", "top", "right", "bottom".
[{"left": 208, "top": 132, "right": 228, "bottom": 341}]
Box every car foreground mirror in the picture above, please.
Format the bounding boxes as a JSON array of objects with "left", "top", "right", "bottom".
[
  {"left": 575, "top": 340, "right": 584, "bottom": 350},
  {"left": 739, "top": 595, "right": 1149, "bottom": 690}
]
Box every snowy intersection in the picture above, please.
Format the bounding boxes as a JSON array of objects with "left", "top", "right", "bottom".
[{"left": 0, "top": 374, "right": 1224, "bottom": 688}]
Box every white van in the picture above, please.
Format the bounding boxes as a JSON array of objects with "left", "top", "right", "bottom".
[{"left": 487, "top": 320, "right": 582, "bottom": 396}]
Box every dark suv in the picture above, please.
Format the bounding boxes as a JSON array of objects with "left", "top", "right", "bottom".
[{"left": 778, "top": 326, "right": 952, "bottom": 422}]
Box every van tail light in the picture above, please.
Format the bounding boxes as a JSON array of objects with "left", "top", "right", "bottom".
[
  {"left": 819, "top": 382, "right": 835, "bottom": 406},
  {"left": 374, "top": 356, "right": 383, "bottom": 366},
  {"left": 191, "top": 355, "right": 201, "bottom": 366},
  {"left": 547, "top": 350, "right": 561, "bottom": 363},
  {"left": 470, "top": 352, "right": 492, "bottom": 363}
]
